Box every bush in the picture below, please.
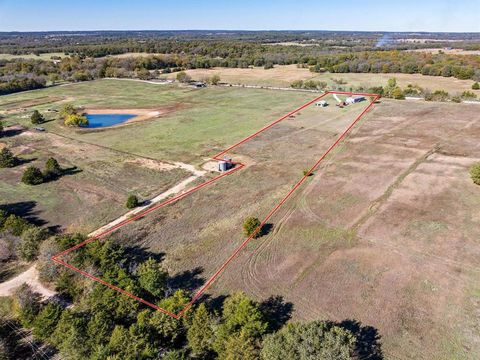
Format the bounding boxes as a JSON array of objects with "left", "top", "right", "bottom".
[
  {"left": 243, "top": 216, "right": 262, "bottom": 238},
  {"left": 30, "top": 110, "right": 44, "bottom": 125},
  {"left": 391, "top": 87, "right": 405, "bottom": 100},
  {"left": 470, "top": 163, "right": 480, "bottom": 185},
  {"left": 210, "top": 74, "right": 221, "bottom": 85},
  {"left": 176, "top": 71, "right": 191, "bottom": 83},
  {"left": 0, "top": 148, "right": 17, "bottom": 168},
  {"left": 461, "top": 90, "right": 477, "bottom": 100},
  {"left": 2, "top": 214, "right": 30, "bottom": 236},
  {"left": 472, "top": 82, "right": 480, "bottom": 90},
  {"left": 126, "top": 195, "right": 139, "bottom": 209},
  {"left": 18, "top": 227, "right": 49, "bottom": 261},
  {"left": 22, "top": 166, "right": 44, "bottom": 185}
]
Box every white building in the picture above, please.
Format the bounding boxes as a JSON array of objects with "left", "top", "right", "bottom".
[{"left": 345, "top": 96, "right": 366, "bottom": 105}]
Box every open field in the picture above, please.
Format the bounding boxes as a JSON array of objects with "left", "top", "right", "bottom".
[
  {"left": 1, "top": 80, "right": 480, "bottom": 358},
  {"left": 95, "top": 95, "right": 477, "bottom": 359},
  {"left": 0, "top": 52, "right": 66, "bottom": 61},
  {"left": 166, "top": 65, "right": 480, "bottom": 94},
  {"left": 408, "top": 48, "right": 480, "bottom": 55}
]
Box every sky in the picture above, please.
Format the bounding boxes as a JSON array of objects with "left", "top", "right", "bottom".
[{"left": 0, "top": 0, "right": 479, "bottom": 32}]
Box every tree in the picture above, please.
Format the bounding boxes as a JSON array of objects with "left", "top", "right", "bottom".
[
  {"left": 176, "top": 71, "right": 191, "bottom": 83},
  {"left": 30, "top": 110, "right": 45, "bottom": 125},
  {"left": 18, "top": 226, "right": 49, "bottom": 261},
  {"left": 260, "top": 321, "right": 356, "bottom": 360},
  {"left": 243, "top": 216, "right": 262, "bottom": 238},
  {"left": 59, "top": 103, "right": 77, "bottom": 118},
  {"left": 187, "top": 303, "right": 214, "bottom": 358},
  {"left": 64, "top": 113, "right": 88, "bottom": 127},
  {"left": 137, "top": 257, "right": 167, "bottom": 298},
  {"left": 470, "top": 163, "right": 480, "bottom": 185},
  {"left": 13, "top": 284, "right": 41, "bottom": 327},
  {"left": 126, "top": 194, "right": 140, "bottom": 209},
  {"left": 0, "top": 148, "right": 16, "bottom": 168},
  {"left": 0, "top": 120, "right": 3, "bottom": 136},
  {"left": 210, "top": 74, "right": 221, "bottom": 85},
  {"left": 473, "top": 82, "right": 480, "bottom": 90},
  {"left": 214, "top": 293, "right": 267, "bottom": 358},
  {"left": 390, "top": 87, "right": 405, "bottom": 100},
  {"left": 32, "top": 302, "right": 63, "bottom": 341},
  {"left": 2, "top": 214, "right": 30, "bottom": 236},
  {"left": 21, "top": 166, "right": 44, "bottom": 185},
  {"left": 44, "top": 157, "right": 62, "bottom": 180}
]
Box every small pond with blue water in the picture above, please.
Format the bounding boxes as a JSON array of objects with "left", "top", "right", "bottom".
[{"left": 84, "top": 114, "right": 136, "bottom": 128}]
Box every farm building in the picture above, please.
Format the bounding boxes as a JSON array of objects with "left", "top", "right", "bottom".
[
  {"left": 218, "top": 156, "right": 234, "bottom": 172},
  {"left": 315, "top": 100, "right": 328, "bottom": 107},
  {"left": 345, "top": 96, "right": 366, "bottom": 104}
]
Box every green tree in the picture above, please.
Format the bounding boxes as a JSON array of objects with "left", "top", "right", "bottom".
[
  {"left": 0, "top": 120, "right": 3, "bottom": 136},
  {"left": 18, "top": 226, "right": 49, "bottom": 261},
  {"left": 44, "top": 157, "right": 62, "bottom": 179},
  {"left": 126, "top": 194, "right": 140, "bottom": 209},
  {"left": 470, "top": 163, "right": 480, "bottom": 185},
  {"left": 30, "top": 110, "right": 45, "bottom": 125},
  {"left": 0, "top": 148, "right": 16, "bottom": 168},
  {"left": 214, "top": 293, "right": 267, "bottom": 359},
  {"left": 32, "top": 302, "right": 63, "bottom": 341},
  {"left": 21, "top": 166, "right": 44, "bottom": 185},
  {"left": 473, "top": 82, "right": 480, "bottom": 90},
  {"left": 187, "top": 303, "right": 214, "bottom": 358},
  {"left": 260, "top": 321, "right": 356, "bottom": 360},
  {"left": 13, "top": 284, "right": 41, "bottom": 327},
  {"left": 51, "top": 310, "right": 90, "bottom": 360},
  {"left": 243, "top": 216, "right": 262, "bottom": 238},
  {"left": 59, "top": 103, "right": 77, "bottom": 118},
  {"left": 137, "top": 257, "right": 167, "bottom": 298},
  {"left": 223, "top": 331, "right": 258, "bottom": 360}
]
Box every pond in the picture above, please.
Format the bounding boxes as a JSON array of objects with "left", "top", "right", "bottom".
[{"left": 84, "top": 113, "right": 136, "bottom": 128}]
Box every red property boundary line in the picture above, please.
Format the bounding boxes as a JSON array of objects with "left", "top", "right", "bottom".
[{"left": 52, "top": 91, "right": 380, "bottom": 319}]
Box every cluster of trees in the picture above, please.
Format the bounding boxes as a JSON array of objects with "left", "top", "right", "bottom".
[
  {"left": 310, "top": 51, "right": 480, "bottom": 81},
  {"left": 21, "top": 157, "right": 63, "bottom": 185},
  {"left": 0, "top": 209, "right": 50, "bottom": 262},
  {"left": 60, "top": 104, "right": 88, "bottom": 127},
  {"left": 0, "top": 76, "right": 46, "bottom": 95},
  {"left": 290, "top": 79, "right": 328, "bottom": 91},
  {"left": 1, "top": 229, "right": 382, "bottom": 359}
]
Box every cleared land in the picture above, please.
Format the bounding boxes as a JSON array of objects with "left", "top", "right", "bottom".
[
  {"left": 166, "top": 64, "right": 480, "bottom": 94},
  {"left": 1, "top": 80, "right": 479, "bottom": 359},
  {"left": 0, "top": 52, "right": 67, "bottom": 61}
]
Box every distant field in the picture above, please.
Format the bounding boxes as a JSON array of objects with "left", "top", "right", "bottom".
[
  {"left": 0, "top": 52, "right": 66, "bottom": 61},
  {"left": 166, "top": 65, "right": 480, "bottom": 94}
]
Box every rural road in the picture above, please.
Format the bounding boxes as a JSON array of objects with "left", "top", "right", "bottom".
[
  {"left": 0, "top": 266, "right": 56, "bottom": 299},
  {"left": 0, "top": 162, "right": 207, "bottom": 298}
]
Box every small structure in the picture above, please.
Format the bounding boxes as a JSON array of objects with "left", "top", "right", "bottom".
[
  {"left": 34, "top": 127, "right": 46, "bottom": 132},
  {"left": 218, "top": 156, "right": 233, "bottom": 172},
  {"left": 345, "top": 96, "right": 366, "bottom": 105},
  {"left": 315, "top": 100, "right": 328, "bottom": 107},
  {"left": 190, "top": 81, "right": 207, "bottom": 88}
]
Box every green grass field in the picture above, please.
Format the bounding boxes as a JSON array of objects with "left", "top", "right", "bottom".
[{"left": 0, "top": 52, "right": 66, "bottom": 61}]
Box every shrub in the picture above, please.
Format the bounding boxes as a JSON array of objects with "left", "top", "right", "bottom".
[
  {"left": 210, "top": 74, "right": 221, "bottom": 85},
  {"left": 472, "top": 82, "right": 480, "bottom": 90},
  {"left": 391, "top": 87, "right": 405, "bottom": 100},
  {"left": 30, "top": 110, "right": 45, "bottom": 125},
  {"left": 470, "top": 163, "right": 480, "bottom": 185},
  {"left": 137, "top": 258, "right": 167, "bottom": 298},
  {"left": 176, "top": 71, "right": 191, "bottom": 83},
  {"left": 22, "top": 166, "right": 44, "bottom": 185},
  {"left": 0, "top": 148, "right": 16, "bottom": 168},
  {"left": 126, "top": 195, "right": 139, "bottom": 209},
  {"left": 2, "top": 214, "right": 31, "bottom": 236},
  {"left": 461, "top": 90, "right": 477, "bottom": 100},
  {"left": 243, "top": 216, "right": 262, "bottom": 238}
]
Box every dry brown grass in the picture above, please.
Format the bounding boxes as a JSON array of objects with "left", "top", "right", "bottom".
[{"left": 166, "top": 65, "right": 480, "bottom": 94}]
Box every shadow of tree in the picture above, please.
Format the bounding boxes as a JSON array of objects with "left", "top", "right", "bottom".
[
  {"left": 260, "top": 295, "right": 294, "bottom": 332},
  {"left": 0, "top": 201, "right": 47, "bottom": 227},
  {"left": 168, "top": 266, "right": 205, "bottom": 293},
  {"left": 338, "top": 319, "right": 383, "bottom": 360},
  {"left": 1, "top": 128, "right": 23, "bottom": 137}
]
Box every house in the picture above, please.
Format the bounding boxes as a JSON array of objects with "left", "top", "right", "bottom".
[
  {"left": 345, "top": 96, "right": 366, "bottom": 105},
  {"left": 218, "top": 156, "right": 234, "bottom": 172}
]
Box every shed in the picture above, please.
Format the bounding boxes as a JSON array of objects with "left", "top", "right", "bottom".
[
  {"left": 218, "top": 156, "right": 233, "bottom": 172},
  {"left": 315, "top": 100, "right": 328, "bottom": 107},
  {"left": 345, "top": 96, "right": 366, "bottom": 105}
]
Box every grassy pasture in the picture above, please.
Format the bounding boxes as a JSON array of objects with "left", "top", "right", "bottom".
[
  {"left": 166, "top": 64, "right": 480, "bottom": 94},
  {"left": 0, "top": 52, "right": 67, "bottom": 61}
]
